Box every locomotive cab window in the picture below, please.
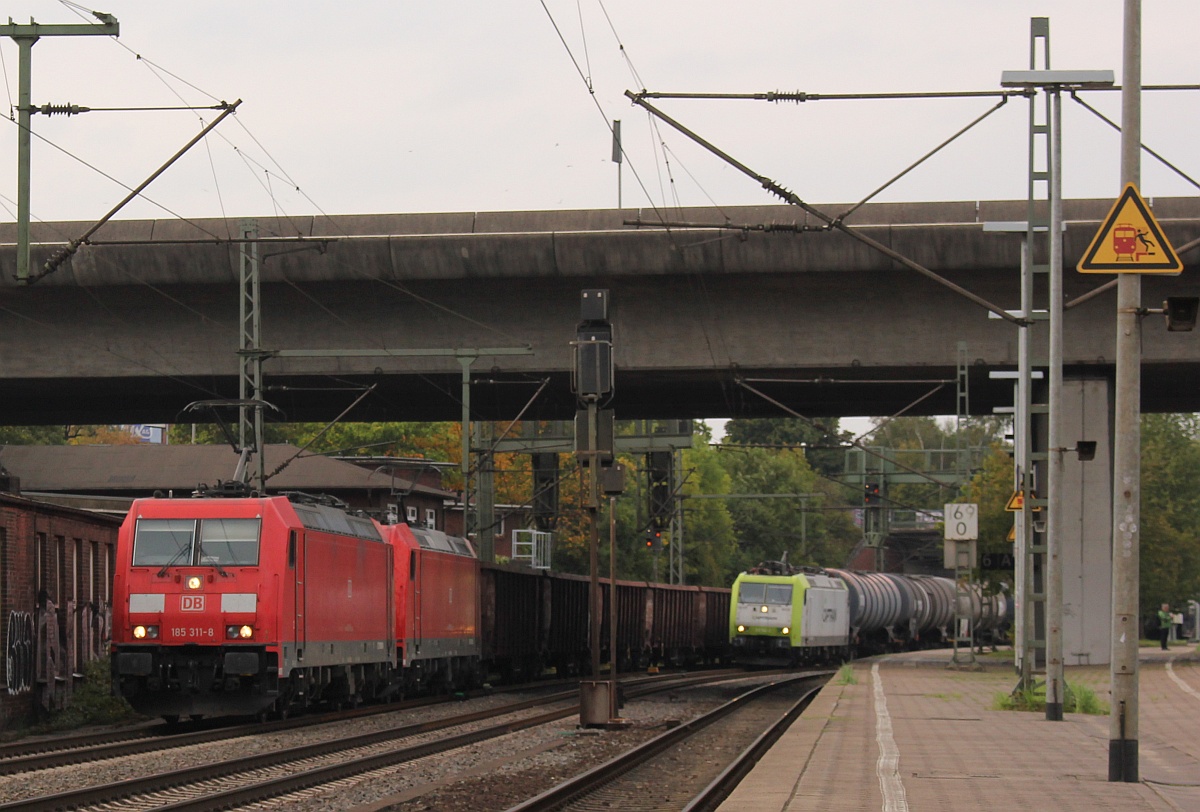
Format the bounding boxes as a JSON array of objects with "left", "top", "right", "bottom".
[
  {"left": 765, "top": 585, "right": 793, "bottom": 605},
  {"left": 132, "top": 519, "right": 196, "bottom": 567},
  {"left": 132, "top": 518, "right": 261, "bottom": 568},
  {"left": 738, "top": 583, "right": 793, "bottom": 605},
  {"left": 198, "top": 518, "right": 261, "bottom": 567}
]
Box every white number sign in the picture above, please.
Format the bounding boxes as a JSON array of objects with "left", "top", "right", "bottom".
[{"left": 944, "top": 503, "right": 978, "bottom": 540}]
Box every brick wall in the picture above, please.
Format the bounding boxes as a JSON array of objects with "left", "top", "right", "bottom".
[{"left": 0, "top": 495, "right": 119, "bottom": 730}]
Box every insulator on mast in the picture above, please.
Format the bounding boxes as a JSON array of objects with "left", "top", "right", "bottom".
[{"left": 37, "top": 103, "right": 89, "bottom": 116}]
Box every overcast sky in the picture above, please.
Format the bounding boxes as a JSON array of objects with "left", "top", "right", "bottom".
[
  {"left": 1, "top": 3, "right": 1195, "bottom": 433},
  {"left": 0, "top": 1, "right": 1196, "bottom": 227}
]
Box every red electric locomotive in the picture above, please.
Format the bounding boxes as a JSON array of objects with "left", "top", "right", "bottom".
[
  {"left": 383, "top": 523, "right": 481, "bottom": 694},
  {"left": 111, "top": 491, "right": 395, "bottom": 721}
]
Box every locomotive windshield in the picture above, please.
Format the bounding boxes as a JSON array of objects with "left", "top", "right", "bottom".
[
  {"left": 738, "top": 582, "right": 793, "bottom": 605},
  {"left": 132, "top": 518, "right": 261, "bottom": 568}
]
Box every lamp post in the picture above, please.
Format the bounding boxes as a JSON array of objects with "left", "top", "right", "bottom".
[{"left": 1000, "top": 69, "right": 1114, "bottom": 721}]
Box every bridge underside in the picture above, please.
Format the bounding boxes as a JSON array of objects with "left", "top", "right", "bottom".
[
  {"left": 1, "top": 199, "right": 1197, "bottom": 426},
  {"left": 5, "top": 361, "right": 1198, "bottom": 426}
]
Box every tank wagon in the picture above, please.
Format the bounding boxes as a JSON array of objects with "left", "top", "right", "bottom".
[{"left": 730, "top": 562, "right": 1008, "bottom": 663}]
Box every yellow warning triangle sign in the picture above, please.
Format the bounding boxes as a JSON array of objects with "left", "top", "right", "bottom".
[
  {"left": 1004, "top": 490, "right": 1042, "bottom": 512},
  {"left": 1007, "top": 525, "right": 1016, "bottom": 542},
  {"left": 1078, "top": 183, "right": 1182, "bottom": 274}
]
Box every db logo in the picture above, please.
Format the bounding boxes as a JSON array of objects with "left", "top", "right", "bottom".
[{"left": 181, "top": 595, "right": 206, "bottom": 612}]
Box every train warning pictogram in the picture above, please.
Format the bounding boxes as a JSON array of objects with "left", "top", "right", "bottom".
[
  {"left": 1078, "top": 183, "right": 1181, "bottom": 274},
  {"left": 1004, "top": 490, "right": 1042, "bottom": 512}
]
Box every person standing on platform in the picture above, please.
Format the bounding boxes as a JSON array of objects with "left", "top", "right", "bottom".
[{"left": 1158, "top": 604, "right": 1172, "bottom": 650}]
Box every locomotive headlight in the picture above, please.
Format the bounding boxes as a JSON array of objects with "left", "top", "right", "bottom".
[
  {"left": 239, "top": 625, "right": 253, "bottom": 639},
  {"left": 227, "top": 625, "right": 254, "bottom": 640},
  {"left": 133, "top": 625, "right": 159, "bottom": 639},
  {"left": 782, "top": 626, "right": 790, "bottom": 635},
  {"left": 187, "top": 576, "right": 202, "bottom": 590},
  {"left": 761, "top": 605, "right": 769, "bottom": 613},
  {"left": 737, "top": 624, "right": 746, "bottom": 633}
]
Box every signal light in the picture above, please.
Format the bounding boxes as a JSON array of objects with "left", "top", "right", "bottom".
[
  {"left": 864, "top": 481, "right": 881, "bottom": 506},
  {"left": 645, "top": 529, "right": 663, "bottom": 550}
]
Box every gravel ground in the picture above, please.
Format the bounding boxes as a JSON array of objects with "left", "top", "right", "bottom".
[
  {"left": 0, "top": 675, "right": 781, "bottom": 811},
  {"left": 242, "top": 676, "right": 780, "bottom": 812},
  {"left": 0, "top": 692, "right": 538, "bottom": 806}
]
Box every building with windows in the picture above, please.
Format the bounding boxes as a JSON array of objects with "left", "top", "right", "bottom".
[{"left": 0, "top": 491, "right": 120, "bottom": 728}]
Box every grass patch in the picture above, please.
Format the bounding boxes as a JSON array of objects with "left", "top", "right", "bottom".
[
  {"left": 835, "top": 662, "right": 857, "bottom": 685},
  {"left": 991, "top": 681, "right": 1109, "bottom": 715}
]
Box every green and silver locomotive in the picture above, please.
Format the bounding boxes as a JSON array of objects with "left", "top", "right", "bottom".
[{"left": 730, "top": 562, "right": 852, "bottom": 664}]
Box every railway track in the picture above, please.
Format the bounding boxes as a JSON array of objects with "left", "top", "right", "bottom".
[
  {"left": 0, "top": 689, "right": 465, "bottom": 777},
  {"left": 0, "top": 669, "right": 668, "bottom": 777},
  {"left": 0, "top": 670, "right": 747, "bottom": 811},
  {"left": 506, "top": 672, "right": 827, "bottom": 812}
]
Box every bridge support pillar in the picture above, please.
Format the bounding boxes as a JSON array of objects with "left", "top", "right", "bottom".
[{"left": 1060, "top": 376, "right": 1114, "bottom": 666}]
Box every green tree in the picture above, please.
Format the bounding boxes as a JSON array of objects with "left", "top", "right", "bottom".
[
  {"left": 679, "top": 441, "right": 737, "bottom": 586},
  {"left": 1139, "top": 413, "right": 1200, "bottom": 618},
  {"left": 963, "top": 441, "right": 1021, "bottom": 587},
  {"left": 0, "top": 425, "right": 71, "bottom": 445},
  {"left": 715, "top": 446, "right": 856, "bottom": 576},
  {"left": 723, "top": 416, "right": 847, "bottom": 477}
]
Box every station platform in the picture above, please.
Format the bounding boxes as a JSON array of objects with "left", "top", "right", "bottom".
[{"left": 719, "top": 646, "right": 1200, "bottom": 812}]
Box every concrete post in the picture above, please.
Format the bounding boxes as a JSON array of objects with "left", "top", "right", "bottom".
[{"left": 1109, "top": 0, "right": 1142, "bottom": 783}]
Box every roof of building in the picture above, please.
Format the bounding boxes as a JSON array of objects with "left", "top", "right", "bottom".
[
  {"left": 0, "top": 489, "right": 123, "bottom": 526},
  {"left": 0, "top": 443, "right": 456, "bottom": 499}
]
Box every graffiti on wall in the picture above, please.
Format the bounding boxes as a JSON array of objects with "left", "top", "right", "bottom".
[{"left": 6, "top": 611, "right": 34, "bottom": 695}]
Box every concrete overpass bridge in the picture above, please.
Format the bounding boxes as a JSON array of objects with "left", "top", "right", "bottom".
[{"left": 0, "top": 197, "right": 1197, "bottom": 426}]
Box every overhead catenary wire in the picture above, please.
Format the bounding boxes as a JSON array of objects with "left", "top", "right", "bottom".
[
  {"left": 625, "top": 91, "right": 1026, "bottom": 327},
  {"left": 1069, "top": 90, "right": 1200, "bottom": 192},
  {"left": 33, "top": 100, "right": 243, "bottom": 282},
  {"left": 0, "top": 8, "right": 527, "bottom": 463},
  {"left": 0, "top": 16, "right": 536, "bottom": 429},
  {"left": 0, "top": 117, "right": 227, "bottom": 242},
  {"left": 835, "top": 97, "right": 1011, "bottom": 223},
  {"left": 734, "top": 377, "right": 957, "bottom": 490}
]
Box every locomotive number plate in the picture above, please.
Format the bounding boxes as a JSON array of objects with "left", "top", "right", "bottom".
[{"left": 169, "top": 627, "right": 217, "bottom": 639}]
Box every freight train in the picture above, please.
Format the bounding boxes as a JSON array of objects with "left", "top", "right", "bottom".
[
  {"left": 110, "top": 489, "right": 729, "bottom": 722},
  {"left": 729, "top": 560, "right": 1009, "bottom": 664}
]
